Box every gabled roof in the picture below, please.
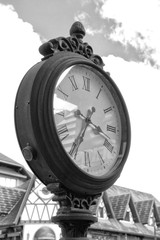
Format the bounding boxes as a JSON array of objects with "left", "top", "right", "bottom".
[
  {"left": 91, "top": 187, "right": 160, "bottom": 238},
  {"left": 0, "top": 153, "right": 32, "bottom": 179},
  {"left": 109, "top": 194, "right": 130, "bottom": 220},
  {"left": 154, "top": 203, "right": 160, "bottom": 224},
  {"left": 107, "top": 185, "right": 160, "bottom": 205},
  {"left": 134, "top": 200, "right": 160, "bottom": 224},
  {"left": 0, "top": 153, "right": 22, "bottom": 168},
  {"left": 129, "top": 195, "right": 141, "bottom": 223},
  {"left": 0, "top": 186, "right": 25, "bottom": 216},
  {"left": 135, "top": 200, "right": 153, "bottom": 224},
  {"left": 0, "top": 176, "right": 35, "bottom": 227},
  {"left": 106, "top": 184, "right": 160, "bottom": 225},
  {"left": 102, "top": 191, "right": 115, "bottom": 219},
  {"left": 107, "top": 185, "right": 160, "bottom": 224}
]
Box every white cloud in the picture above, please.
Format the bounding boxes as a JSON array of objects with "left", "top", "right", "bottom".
[
  {"left": 85, "top": 25, "right": 104, "bottom": 36},
  {"left": 80, "top": 0, "right": 92, "bottom": 7},
  {"left": 0, "top": 4, "right": 42, "bottom": 166},
  {"left": 99, "top": 0, "right": 160, "bottom": 67},
  {"left": 103, "top": 55, "right": 160, "bottom": 198},
  {"left": 74, "top": 11, "right": 89, "bottom": 23},
  {"left": 74, "top": 11, "right": 104, "bottom": 36}
]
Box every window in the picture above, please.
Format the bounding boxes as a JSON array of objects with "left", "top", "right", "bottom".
[
  {"left": 124, "top": 206, "right": 134, "bottom": 223},
  {"left": 97, "top": 199, "right": 108, "bottom": 219},
  {"left": 149, "top": 210, "right": 156, "bottom": 226},
  {"left": 0, "top": 176, "right": 16, "bottom": 187}
]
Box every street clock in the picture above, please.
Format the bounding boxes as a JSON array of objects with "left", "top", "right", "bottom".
[{"left": 15, "top": 22, "right": 131, "bottom": 195}]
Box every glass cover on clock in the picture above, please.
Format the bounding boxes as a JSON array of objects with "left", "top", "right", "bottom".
[{"left": 53, "top": 65, "right": 122, "bottom": 177}]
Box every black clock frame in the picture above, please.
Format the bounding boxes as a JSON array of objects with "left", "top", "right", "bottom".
[{"left": 15, "top": 51, "right": 131, "bottom": 195}]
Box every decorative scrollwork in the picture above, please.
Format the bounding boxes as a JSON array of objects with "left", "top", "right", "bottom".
[
  {"left": 66, "top": 191, "right": 101, "bottom": 210},
  {"left": 39, "top": 21, "right": 104, "bottom": 68},
  {"left": 47, "top": 181, "right": 98, "bottom": 238},
  {"left": 47, "top": 181, "right": 101, "bottom": 211}
]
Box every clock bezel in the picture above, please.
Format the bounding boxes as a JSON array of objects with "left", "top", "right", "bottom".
[{"left": 15, "top": 51, "right": 131, "bottom": 195}]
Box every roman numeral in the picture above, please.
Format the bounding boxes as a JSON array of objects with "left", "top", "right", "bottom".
[
  {"left": 84, "top": 151, "right": 91, "bottom": 167},
  {"left": 107, "top": 125, "right": 116, "bottom": 133},
  {"left": 57, "top": 124, "right": 69, "bottom": 141},
  {"left": 104, "top": 107, "right": 112, "bottom": 114},
  {"left": 57, "top": 86, "right": 68, "bottom": 100},
  {"left": 69, "top": 75, "right": 78, "bottom": 91},
  {"left": 96, "top": 85, "right": 103, "bottom": 99},
  {"left": 82, "top": 76, "right": 90, "bottom": 92},
  {"left": 97, "top": 151, "right": 105, "bottom": 166},
  {"left": 103, "top": 139, "right": 113, "bottom": 153}
]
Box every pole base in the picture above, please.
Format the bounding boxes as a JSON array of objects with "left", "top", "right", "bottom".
[{"left": 52, "top": 207, "right": 97, "bottom": 240}]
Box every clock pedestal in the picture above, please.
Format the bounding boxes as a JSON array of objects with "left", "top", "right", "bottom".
[
  {"left": 47, "top": 182, "right": 100, "bottom": 240},
  {"left": 53, "top": 209, "right": 96, "bottom": 240}
]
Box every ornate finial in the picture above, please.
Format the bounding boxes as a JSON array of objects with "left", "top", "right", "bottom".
[
  {"left": 39, "top": 21, "right": 104, "bottom": 68},
  {"left": 69, "top": 21, "right": 86, "bottom": 39}
]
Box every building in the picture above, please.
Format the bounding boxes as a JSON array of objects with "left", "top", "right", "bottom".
[{"left": 0, "top": 152, "right": 160, "bottom": 240}]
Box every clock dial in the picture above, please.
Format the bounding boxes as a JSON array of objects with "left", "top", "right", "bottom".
[{"left": 53, "top": 65, "right": 122, "bottom": 177}]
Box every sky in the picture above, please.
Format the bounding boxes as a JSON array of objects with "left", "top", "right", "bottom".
[{"left": 0, "top": 0, "right": 160, "bottom": 199}]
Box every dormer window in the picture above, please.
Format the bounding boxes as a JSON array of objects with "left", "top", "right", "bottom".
[
  {"left": 124, "top": 206, "right": 134, "bottom": 223},
  {"left": 149, "top": 210, "right": 156, "bottom": 227},
  {"left": 97, "top": 199, "right": 108, "bottom": 219}
]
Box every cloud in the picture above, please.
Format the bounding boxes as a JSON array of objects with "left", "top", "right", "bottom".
[
  {"left": 0, "top": 4, "right": 42, "bottom": 165},
  {"left": 74, "top": 11, "right": 90, "bottom": 23},
  {"left": 74, "top": 11, "right": 104, "bottom": 36},
  {"left": 102, "top": 55, "right": 160, "bottom": 198},
  {"left": 99, "top": 0, "right": 160, "bottom": 68},
  {"left": 80, "top": 0, "right": 92, "bottom": 7}
]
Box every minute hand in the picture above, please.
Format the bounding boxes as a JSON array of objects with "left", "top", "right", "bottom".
[
  {"left": 76, "top": 110, "right": 110, "bottom": 140},
  {"left": 89, "top": 122, "right": 110, "bottom": 140},
  {"left": 69, "top": 107, "right": 95, "bottom": 157}
]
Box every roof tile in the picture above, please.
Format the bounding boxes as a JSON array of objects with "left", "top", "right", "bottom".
[
  {"left": 135, "top": 200, "right": 153, "bottom": 224},
  {"left": 0, "top": 186, "right": 24, "bottom": 215},
  {"left": 109, "top": 194, "right": 130, "bottom": 220}
]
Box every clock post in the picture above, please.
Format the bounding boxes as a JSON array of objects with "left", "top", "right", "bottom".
[
  {"left": 47, "top": 181, "right": 100, "bottom": 240},
  {"left": 15, "top": 22, "right": 131, "bottom": 240}
]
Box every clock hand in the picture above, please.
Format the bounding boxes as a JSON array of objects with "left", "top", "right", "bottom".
[
  {"left": 69, "top": 107, "right": 95, "bottom": 157},
  {"left": 69, "top": 117, "right": 88, "bottom": 158},
  {"left": 89, "top": 123, "right": 110, "bottom": 140},
  {"left": 75, "top": 109, "right": 110, "bottom": 140}
]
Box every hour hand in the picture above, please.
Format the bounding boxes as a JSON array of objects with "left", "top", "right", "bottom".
[
  {"left": 69, "top": 136, "right": 83, "bottom": 157},
  {"left": 90, "top": 123, "right": 110, "bottom": 140},
  {"left": 69, "top": 108, "right": 95, "bottom": 157},
  {"left": 74, "top": 107, "right": 95, "bottom": 120},
  {"left": 74, "top": 109, "right": 110, "bottom": 140},
  {"left": 74, "top": 109, "right": 82, "bottom": 118}
]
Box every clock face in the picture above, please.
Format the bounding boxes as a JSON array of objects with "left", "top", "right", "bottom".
[{"left": 53, "top": 64, "right": 122, "bottom": 177}]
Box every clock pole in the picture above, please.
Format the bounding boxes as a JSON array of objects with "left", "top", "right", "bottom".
[{"left": 47, "top": 181, "right": 100, "bottom": 240}]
